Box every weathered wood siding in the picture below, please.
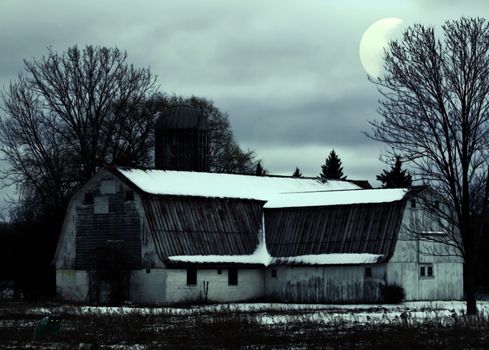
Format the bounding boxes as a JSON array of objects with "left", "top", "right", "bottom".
[
  {"left": 265, "top": 265, "right": 386, "bottom": 303},
  {"left": 142, "top": 196, "right": 263, "bottom": 258},
  {"left": 386, "top": 199, "right": 464, "bottom": 300},
  {"left": 75, "top": 178, "right": 142, "bottom": 270},
  {"left": 266, "top": 201, "right": 406, "bottom": 258}
]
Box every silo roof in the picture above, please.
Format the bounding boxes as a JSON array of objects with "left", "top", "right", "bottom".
[{"left": 155, "top": 104, "right": 207, "bottom": 130}]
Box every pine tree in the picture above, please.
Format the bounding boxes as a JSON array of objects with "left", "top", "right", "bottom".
[
  {"left": 255, "top": 161, "right": 266, "bottom": 176},
  {"left": 292, "top": 166, "right": 303, "bottom": 177},
  {"left": 320, "top": 150, "right": 346, "bottom": 180},
  {"left": 377, "top": 156, "right": 412, "bottom": 188}
]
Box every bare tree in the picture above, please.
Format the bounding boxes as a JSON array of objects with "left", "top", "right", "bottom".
[
  {"left": 366, "top": 17, "right": 489, "bottom": 314},
  {"left": 0, "top": 45, "right": 159, "bottom": 216}
]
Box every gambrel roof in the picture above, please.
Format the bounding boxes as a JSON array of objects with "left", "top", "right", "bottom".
[
  {"left": 106, "top": 167, "right": 410, "bottom": 266},
  {"left": 265, "top": 200, "right": 406, "bottom": 263}
]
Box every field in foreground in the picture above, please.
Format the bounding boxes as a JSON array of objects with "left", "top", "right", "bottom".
[{"left": 1, "top": 301, "right": 489, "bottom": 349}]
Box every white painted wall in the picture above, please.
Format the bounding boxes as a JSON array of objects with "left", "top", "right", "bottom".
[
  {"left": 265, "top": 265, "right": 386, "bottom": 303},
  {"left": 164, "top": 268, "right": 265, "bottom": 303},
  {"left": 56, "top": 269, "right": 89, "bottom": 302}
]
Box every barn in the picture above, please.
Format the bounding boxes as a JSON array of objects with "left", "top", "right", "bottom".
[{"left": 54, "top": 167, "right": 464, "bottom": 304}]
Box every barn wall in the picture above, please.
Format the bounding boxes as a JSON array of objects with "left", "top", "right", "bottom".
[
  {"left": 74, "top": 174, "right": 142, "bottom": 270},
  {"left": 129, "top": 269, "right": 167, "bottom": 304},
  {"left": 140, "top": 219, "right": 165, "bottom": 269},
  {"left": 387, "top": 198, "right": 464, "bottom": 300},
  {"left": 387, "top": 238, "right": 463, "bottom": 300},
  {"left": 56, "top": 269, "right": 89, "bottom": 302},
  {"left": 164, "top": 268, "right": 265, "bottom": 303},
  {"left": 55, "top": 171, "right": 116, "bottom": 269},
  {"left": 55, "top": 209, "right": 77, "bottom": 269},
  {"left": 265, "top": 265, "right": 386, "bottom": 303}
]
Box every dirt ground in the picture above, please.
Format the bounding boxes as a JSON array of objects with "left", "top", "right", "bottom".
[{"left": 1, "top": 301, "right": 489, "bottom": 349}]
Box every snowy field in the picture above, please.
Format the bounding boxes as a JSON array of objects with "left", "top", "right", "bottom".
[
  {"left": 2, "top": 300, "right": 489, "bottom": 349},
  {"left": 29, "top": 300, "right": 489, "bottom": 325}
]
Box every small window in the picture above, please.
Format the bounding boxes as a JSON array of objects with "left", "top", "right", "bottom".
[
  {"left": 271, "top": 269, "right": 277, "bottom": 278},
  {"left": 411, "top": 199, "right": 416, "bottom": 208},
  {"left": 365, "top": 267, "right": 372, "bottom": 278},
  {"left": 125, "top": 190, "right": 134, "bottom": 201},
  {"left": 434, "top": 200, "right": 439, "bottom": 209},
  {"left": 228, "top": 268, "right": 238, "bottom": 286},
  {"left": 420, "top": 264, "right": 434, "bottom": 277},
  {"left": 83, "top": 193, "right": 93, "bottom": 204},
  {"left": 146, "top": 269, "right": 151, "bottom": 274},
  {"left": 217, "top": 269, "right": 222, "bottom": 275},
  {"left": 187, "top": 268, "right": 197, "bottom": 285}
]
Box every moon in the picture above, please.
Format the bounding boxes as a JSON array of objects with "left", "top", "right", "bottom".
[{"left": 359, "top": 18, "right": 403, "bottom": 77}]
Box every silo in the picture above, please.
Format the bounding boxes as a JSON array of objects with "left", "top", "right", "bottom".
[{"left": 155, "top": 104, "right": 209, "bottom": 171}]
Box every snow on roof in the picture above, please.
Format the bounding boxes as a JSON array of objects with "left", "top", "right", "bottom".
[
  {"left": 116, "top": 168, "right": 360, "bottom": 201},
  {"left": 271, "top": 253, "right": 383, "bottom": 265},
  {"left": 169, "top": 240, "right": 272, "bottom": 265},
  {"left": 264, "top": 188, "right": 409, "bottom": 209},
  {"left": 168, "top": 242, "right": 383, "bottom": 266}
]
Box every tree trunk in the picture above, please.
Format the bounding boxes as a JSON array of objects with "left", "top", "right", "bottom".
[{"left": 465, "top": 255, "right": 478, "bottom": 315}]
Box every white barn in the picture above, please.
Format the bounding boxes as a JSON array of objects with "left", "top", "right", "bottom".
[{"left": 54, "top": 166, "right": 464, "bottom": 304}]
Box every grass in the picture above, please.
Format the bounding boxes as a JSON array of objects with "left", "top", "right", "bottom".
[{"left": 2, "top": 301, "right": 489, "bottom": 349}]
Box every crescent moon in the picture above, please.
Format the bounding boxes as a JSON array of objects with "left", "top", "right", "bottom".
[{"left": 359, "top": 18, "right": 403, "bottom": 77}]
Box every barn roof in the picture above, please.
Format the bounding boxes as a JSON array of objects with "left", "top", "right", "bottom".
[
  {"left": 142, "top": 196, "right": 263, "bottom": 263},
  {"left": 265, "top": 200, "right": 407, "bottom": 263},
  {"left": 113, "top": 167, "right": 361, "bottom": 201},
  {"left": 105, "top": 167, "right": 410, "bottom": 266}
]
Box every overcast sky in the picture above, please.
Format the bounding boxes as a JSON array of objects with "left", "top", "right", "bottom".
[{"left": 1, "top": 0, "right": 489, "bottom": 190}]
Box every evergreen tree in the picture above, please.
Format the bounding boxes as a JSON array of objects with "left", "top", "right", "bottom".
[
  {"left": 255, "top": 161, "right": 266, "bottom": 176},
  {"left": 292, "top": 166, "right": 303, "bottom": 178},
  {"left": 320, "top": 150, "right": 346, "bottom": 180},
  {"left": 377, "top": 156, "right": 412, "bottom": 188}
]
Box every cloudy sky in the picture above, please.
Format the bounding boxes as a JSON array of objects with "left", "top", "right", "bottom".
[{"left": 1, "top": 0, "right": 488, "bottom": 189}]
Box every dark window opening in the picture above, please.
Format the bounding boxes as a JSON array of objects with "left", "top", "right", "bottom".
[
  {"left": 217, "top": 269, "right": 222, "bottom": 275},
  {"left": 420, "top": 264, "right": 434, "bottom": 277},
  {"left": 365, "top": 267, "right": 372, "bottom": 278},
  {"left": 125, "top": 190, "right": 134, "bottom": 201},
  {"left": 271, "top": 269, "right": 277, "bottom": 278},
  {"left": 187, "top": 268, "right": 197, "bottom": 285},
  {"left": 228, "top": 268, "right": 238, "bottom": 286},
  {"left": 146, "top": 269, "right": 151, "bottom": 274},
  {"left": 83, "top": 193, "right": 93, "bottom": 204},
  {"left": 434, "top": 200, "right": 439, "bottom": 209}
]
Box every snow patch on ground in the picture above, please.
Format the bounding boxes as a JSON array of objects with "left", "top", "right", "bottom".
[{"left": 29, "top": 301, "right": 489, "bottom": 325}]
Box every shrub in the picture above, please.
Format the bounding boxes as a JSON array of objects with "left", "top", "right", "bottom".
[{"left": 379, "top": 284, "right": 405, "bottom": 304}]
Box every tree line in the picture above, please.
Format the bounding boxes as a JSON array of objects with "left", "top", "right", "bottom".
[{"left": 288, "top": 149, "right": 412, "bottom": 189}]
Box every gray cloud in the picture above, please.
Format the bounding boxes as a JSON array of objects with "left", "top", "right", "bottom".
[{"left": 0, "top": 0, "right": 488, "bottom": 193}]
